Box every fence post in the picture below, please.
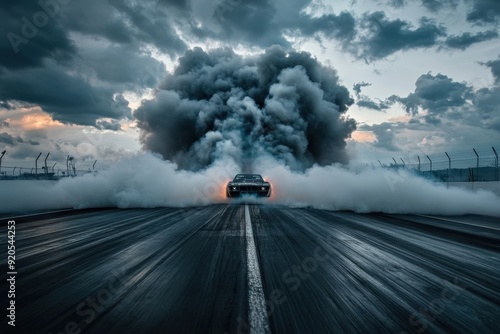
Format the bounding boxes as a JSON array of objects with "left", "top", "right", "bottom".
[
  {"left": 473, "top": 148, "right": 479, "bottom": 181},
  {"left": 392, "top": 158, "right": 398, "bottom": 166},
  {"left": 493, "top": 146, "right": 498, "bottom": 182},
  {"left": 445, "top": 152, "right": 451, "bottom": 182},
  {"left": 469, "top": 168, "right": 474, "bottom": 182},
  {"left": 400, "top": 158, "right": 405, "bottom": 167},
  {"left": 44, "top": 153, "right": 50, "bottom": 175},
  {"left": 13, "top": 167, "right": 16, "bottom": 176},
  {"left": 426, "top": 155, "right": 432, "bottom": 172},
  {"left": 417, "top": 156, "right": 421, "bottom": 172},
  {"left": 0, "top": 150, "right": 5, "bottom": 176},
  {"left": 35, "top": 152, "right": 42, "bottom": 175}
]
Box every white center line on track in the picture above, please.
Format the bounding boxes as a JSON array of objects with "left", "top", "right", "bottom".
[{"left": 245, "top": 204, "right": 271, "bottom": 334}]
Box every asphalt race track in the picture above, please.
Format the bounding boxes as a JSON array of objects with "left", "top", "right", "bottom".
[{"left": 1, "top": 205, "right": 499, "bottom": 333}]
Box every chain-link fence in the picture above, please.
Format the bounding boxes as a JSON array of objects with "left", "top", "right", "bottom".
[
  {"left": 0, "top": 153, "right": 97, "bottom": 180},
  {"left": 0, "top": 166, "right": 96, "bottom": 180},
  {"left": 375, "top": 146, "right": 499, "bottom": 182}
]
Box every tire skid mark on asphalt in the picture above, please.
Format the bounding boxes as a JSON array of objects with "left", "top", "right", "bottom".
[
  {"left": 13, "top": 208, "right": 180, "bottom": 295},
  {"left": 256, "top": 207, "right": 500, "bottom": 333},
  {"left": 37, "top": 207, "right": 229, "bottom": 333},
  {"left": 14, "top": 209, "right": 174, "bottom": 259},
  {"left": 416, "top": 214, "right": 500, "bottom": 232}
]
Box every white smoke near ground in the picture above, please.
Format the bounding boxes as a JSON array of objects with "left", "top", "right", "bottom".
[
  {"left": 0, "top": 153, "right": 237, "bottom": 213},
  {"left": 0, "top": 153, "right": 499, "bottom": 216},
  {"left": 260, "top": 159, "right": 500, "bottom": 216}
]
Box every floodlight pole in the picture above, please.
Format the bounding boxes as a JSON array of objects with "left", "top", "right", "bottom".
[
  {"left": 52, "top": 163, "right": 57, "bottom": 173},
  {"left": 417, "top": 156, "right": 421, "bottom": 172},
  {"left": 426, "top": 155, "right": 432, "bottom": 172},
  {"left": 93, "top": 160, "right": 97, "bottom": 170},
  {"left": 400, "top": 158, "right": 405, "bottom": 167}
]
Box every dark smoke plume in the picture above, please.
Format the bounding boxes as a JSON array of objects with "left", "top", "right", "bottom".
[{"left": 135, "top": 46, "right": 356, "bottom": 171}]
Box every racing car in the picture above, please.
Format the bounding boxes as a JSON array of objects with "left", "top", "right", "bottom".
[{"left": 226, "top": 174, "right": 271, "bottom": 198}]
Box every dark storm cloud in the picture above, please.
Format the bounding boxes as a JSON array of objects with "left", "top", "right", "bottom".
[
  {"left": 444, "top": 30, "right": 498, "bottom": 50},
  {"left": 293, "top": 11, "right": 357, "bottom": 42},
  {"left": 353, "top": 82, "right": 371, "bottom": 96},
  {"left": 80, "top": 45, "right": 167, "bottom": 89},
  {"left": 0, "top": 132, "right": 17, "bottom": 145},
  {"left": 0, "top": 101, "right": 13, "bottom": 110},
  {"left": 358, "top": 12, "right": 446, "bottom": 61},
  {"left": 353, "top": 82, "right": 391, "bottom": 111},
  {"left": 474, "top": 87, "right": 500, "bottom": 128},
  {"left": 96, "top": 119, "right": 122, "bottom": 131},
  {"left": 357, "top": 98, "right": 382, "bottom": 110},
  {"left": 213, "top": 0, "right": 288, "bottom": 46},
  {"left": 0, "top": 0, "right": 174, "bottom": 130},
  {"left": 0, "top": 132, "right": 39, "bottom": 146},
  {"left": 3, "top": 0, "right": 497, "bottom": 136},
  {"left": 357, "top": 98, "right": 392, "bottom": 111},
  {"left": 213, "top": 1, "right": 357, "bottom": 50},
  {"left": 359, "top": 123, "right": 400, "bottom": 151},
  {"left": 6, "top": 145, "right": 46, "bottom": 160},
  {"left": 58, "top": 0, "right": 187, "bottom": 55},
  {"left": 135, "top": 46, "right": 356, "bottom": 171},
  {"left": 386, "top": 0, "right": 459, "bottom": 12},
  {"left": 420, "top": 0, "right": 460, "bottom": 12},
  {"left": 466, "top": 0, "right": 500, "bottom": 24},
  {"left": 461, "top": 74, "right": 500, "bottom": 132},
  {"left": 0, "top": 65, "right": 131, "bottom": 126},
  {"left": 392, "top": 73, "right": 473, "bottom": 117},
  {"left": 158, "top": 0, "right": 190, "bottom": 10},
  {"left": 59, "top": 0, "right": 134, "bottom": 45},
  {"left": 387, "top": 69, "right": 500, "bottom": 131},
  {"left": 387, "top": 0, "right": 406, "bottom": 9},
  {"left": 0, "top": 0, "right": 76, "bottom": 70},
  {"left": 108, "top": 0, "right": 187, "bottom": 55},
  {"left": 481, "top": 56, "right": 500, "bottom": 83},
  {"left": 386, "top": 0, "right": 500, "bottom": 25}
]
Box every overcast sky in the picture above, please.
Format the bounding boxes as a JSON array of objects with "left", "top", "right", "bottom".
[{"left": 1, "top": 0, "right": 500, "bottom": 170}]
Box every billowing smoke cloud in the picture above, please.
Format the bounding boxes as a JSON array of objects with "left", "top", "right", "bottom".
[
  {"left": 135, "top": 46, "right": 356, "bottom": 172},
  {"left": 0, "top": 153, "right": 499, "bottom": 216}
]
